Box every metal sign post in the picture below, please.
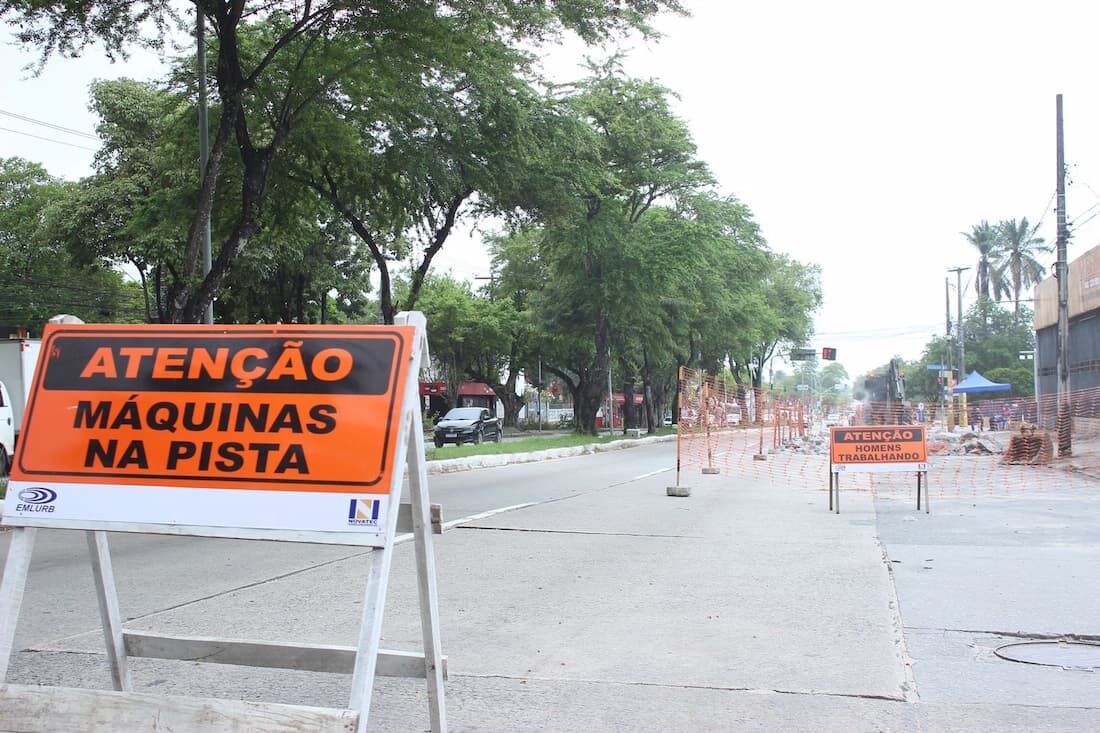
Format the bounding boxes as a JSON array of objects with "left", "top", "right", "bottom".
[{"left": 828, "top": 425, "right": 930, "bottom": 515}]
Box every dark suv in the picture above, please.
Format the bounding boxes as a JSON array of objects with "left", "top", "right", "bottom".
[{"left": 433, "top": 407, "right": 502, "bottom": 447}]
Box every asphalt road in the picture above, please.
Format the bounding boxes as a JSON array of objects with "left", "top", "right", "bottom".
[
  {"left": 0, "top": 441, "right": 676, "bottom": 662},
  {"left": 2, "top": 439, "right": 1099, "bottom": 732}
]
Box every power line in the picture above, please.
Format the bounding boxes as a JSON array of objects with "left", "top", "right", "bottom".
[
  {"left": 1032, "top": 190, "right": 1057, "bottom": 235},
  {"left": 0, "top": 125, "right": 98, "bottom": 152},
  {"left": 813, "top": 324, "right": 942, "bottom": 339},
  {"left": 0, "top": 109, "right": 98, "bottom": 140},
  {"left": 1070, "top": 207, "right": 1100, "bottom": 234}
]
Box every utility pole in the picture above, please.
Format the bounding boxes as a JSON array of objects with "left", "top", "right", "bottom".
[
  {"left": 948, "top": 266, "right": 969, "bottom": 429},
  {"left": 945, "top": 276, "right": 953, "bottom": 428},
  {"left": 1055, "top": 93, "right": 1072, "bottom": 455},
  {"left": 607, "top": 344, "right": 614, "bottom": 435},
  {"left": 948, "top": 267, "right": 969, "bottom": 377},
  {"left": 197, "top": 8, "right": 213, "bottom": 325}
]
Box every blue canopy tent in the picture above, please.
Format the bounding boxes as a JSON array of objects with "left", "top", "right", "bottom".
[{"left": 953, "top": 371, "right": 1012, "bottom": 394}]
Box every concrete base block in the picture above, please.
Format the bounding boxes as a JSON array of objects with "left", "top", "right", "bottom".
[
  {"left": 753, "top": 454, "right": 767, "bottom": 461},
  {"left": 666, "top": 485, "right": 691, "bottom": 497},
  {"left": 701, "top": 467, "right": 720, "bottom": 474}
]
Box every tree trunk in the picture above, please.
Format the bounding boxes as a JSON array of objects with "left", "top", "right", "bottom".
[
  {"left": 622, "top": 378, "right": 636, "bottom": 431},
  {"left": 576, "top": 313, "right": 611, "bottom": 435},
  {"left": 641, "top": 351, "right": 656, "bottom": 434},
  {"left": 497, "top": 391, "right": 522, "bottom": 429}
]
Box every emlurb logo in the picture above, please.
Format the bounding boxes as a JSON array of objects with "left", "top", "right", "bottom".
[
  {"left": 348, "top": 498, "right": 381, "bottom": 527},
  {"left": 18, "top": 487, "right": 57, "bottom": 504},
  {"left": 16, "top": 487, "right": 58, "bottom": 514}
]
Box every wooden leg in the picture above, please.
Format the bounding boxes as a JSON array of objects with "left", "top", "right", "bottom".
[
  {"left": 349, "top": 545, "right": 391, "bottom": 732},
  {"left": 407, "top": 416, "right": 447, "bottom": 733},
  {"left": 0, "top": 527, "right": 36, "bottom": 681},
  {"left": 86, "top": 531, "right": 131, "bottom": 691}
]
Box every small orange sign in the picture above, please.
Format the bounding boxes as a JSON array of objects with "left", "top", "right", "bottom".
[
  {"left": 13, "top": 324, "right": 413, "bottom": 493},
  {"left": 830, "top": 425, "right": 928, "bottom": 471}
]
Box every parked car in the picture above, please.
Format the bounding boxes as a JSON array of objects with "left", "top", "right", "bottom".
[
  {"left": 0, "top": 380, "right": 14, "bottom": 475},
  {"left": 433, "top": 407, "right": 502, "bottom": 447}
]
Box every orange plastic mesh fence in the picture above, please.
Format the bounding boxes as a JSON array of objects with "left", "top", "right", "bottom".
[{"left": 675, "top": 367, "right": 1100, "bottom": 496}]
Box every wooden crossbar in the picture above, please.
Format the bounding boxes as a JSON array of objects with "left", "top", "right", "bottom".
[
  {"left": 123, "top": 631, "right": 447, "bottom": 678},
  {"left": 0, "top": 684, "right": 358, "bottom": 733}
]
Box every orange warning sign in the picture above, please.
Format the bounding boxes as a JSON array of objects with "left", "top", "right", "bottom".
[
  {"left": 830, "top": 425, "right": 928, "bottom": 471},
  {"left": 13, "top": 324, "right": 414, "bottom": 493}
]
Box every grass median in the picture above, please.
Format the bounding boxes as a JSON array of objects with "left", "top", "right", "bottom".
[{"left": 425, "top": 427, "right": 673, "bottom": 461}]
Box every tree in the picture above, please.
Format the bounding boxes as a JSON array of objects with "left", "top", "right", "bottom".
[
  {"left": 49, "top": 77, "right": 371, "bottom": 325},
  {"left": 412, "top": 263, "right": 534, "bottom": 428},
  {"left": 902, "top": 302, "right": 1035, "bottom": 400},
  {"left": 2, "top": 0, "right": 684, "bottom": 322},
  {"left": 962, "top": 220, "right": 1002, "bottom": 302},
  {"left": 535, "top": 69, "right": 712, "bottom": 434},
  {"left": 0, "top": 157, "right": 144, "bottom": 329},
  {"left": 648, "top": 192, "right": 770, "bottom": 427},
  {"left": 49, "top": 78, "right": 211, "bottom": 322},
  {"left": 995, "top": 217, "right": 1050, "bottom": 321},
  {"left": 962, "top": 301, "right": 1034, "bottom": 383},
  {"left": 409, "top": 274, "right": 481, "bottom": 414},
  {"left": 737, "top": 254, "right": 822, "bottom": 420},
  {"left": 287, "top": 37, "right": 556, "bottom": 324},
  {"left": 819, "top": 362, "right": 849, "bottom": 393}
]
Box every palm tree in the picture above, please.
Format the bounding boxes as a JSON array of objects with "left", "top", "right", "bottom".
[
  {"left": 995, "top": 217, "right": 1051, "bottom": 321},
  {"left": 962, "top": 220, "right": 1000, "bottom": 301}
]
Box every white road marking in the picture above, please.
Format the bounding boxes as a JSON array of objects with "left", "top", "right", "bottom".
[{"left": 394, "top": 502, "right": 538, "bottom": 544}]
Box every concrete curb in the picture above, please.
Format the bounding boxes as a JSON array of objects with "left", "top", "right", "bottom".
[{"left": 426, "top": 434, "right": 676, "bottom": 474}]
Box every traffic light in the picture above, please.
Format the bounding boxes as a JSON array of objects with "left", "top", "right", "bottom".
[{"left": 821, "top": 347, "right": 837, "bottom": 360}]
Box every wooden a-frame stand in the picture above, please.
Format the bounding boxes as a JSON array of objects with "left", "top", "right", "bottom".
[{"left": 0, "top": 312, "right": 447, "bottom": 732}]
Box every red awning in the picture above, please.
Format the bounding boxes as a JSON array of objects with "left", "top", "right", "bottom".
[
  {"left": 458, "top": 382, "right": 496, "bottom": 397},
  {"left": 419, "top": 381, "right": 496, "bottom": 397}
]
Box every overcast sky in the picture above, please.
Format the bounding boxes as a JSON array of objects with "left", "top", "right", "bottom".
[{"left": 3, "top": 1, "right": 1100, "bottom": 379}]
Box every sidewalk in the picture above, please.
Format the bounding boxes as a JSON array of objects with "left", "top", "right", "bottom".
[{"left": 8, "top": 462, "right": 1099, "bottom": 731}]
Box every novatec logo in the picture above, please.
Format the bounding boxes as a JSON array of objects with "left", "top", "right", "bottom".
[
  {"left": 348, "top": 498, "right": 381, "bottom": 527},
  {"left": 16, "top": 487, "right": 58, "bottom": 513}
]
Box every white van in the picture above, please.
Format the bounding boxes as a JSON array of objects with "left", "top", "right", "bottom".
[{"left": 0, "top": 380, "right": 14, "bottom": 475}]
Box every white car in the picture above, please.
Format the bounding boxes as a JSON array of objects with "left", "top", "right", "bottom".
[{"left": 0, "top": 380, "right": 14, "bottom": 475}]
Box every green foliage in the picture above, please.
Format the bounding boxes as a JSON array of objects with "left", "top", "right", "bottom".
[
  {"left": 962, "top": 220, "right": 999, "bottom": 302},
  {"left": 735, "top": 254, "right": 822, "bottom": 390},
  {"left": 985, "top": 367, "right": 1034, "bottom": 396},
  {"left": 899, "top": 302, "right": 1035, "bottom": 402},
  {"left": 2, "top": 0, "right": 685, "bottom": 322},
  {"left": 0, "top": 157, "right": 144, "bottom": 329},
  {"left": 994, "top": 217, "right": 1050, "bottom": 320},
  {"left": 819, "top": 362, "right": 849, "bottom": 392},
  {"left": 963, "top": 216, "right": 1051, "bottom": 320},
  {"left": 962, "top": 301, "right": 1034, "bottom": 375}
]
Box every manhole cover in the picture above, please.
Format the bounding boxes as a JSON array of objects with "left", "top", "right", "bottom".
[{"left": 994, "top": 641, "right": 1100, "bottom": 671}]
